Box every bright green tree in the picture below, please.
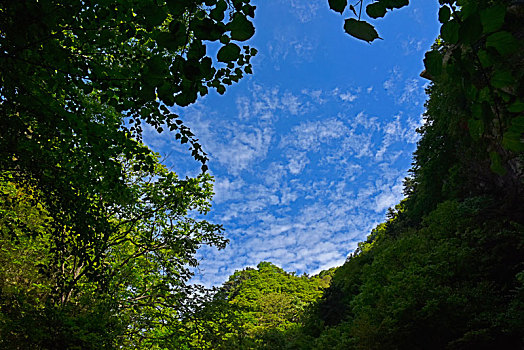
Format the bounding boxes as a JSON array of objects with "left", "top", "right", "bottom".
[{"left": 0, "top": 0, "right": 257, "bottom": 347}]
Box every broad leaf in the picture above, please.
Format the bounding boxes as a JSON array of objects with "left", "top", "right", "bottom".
[
  {"left": 227, "top": 13, "right": 255, "bottom": 41},
  {"left": 367, "top": 2, "right": 387, "bottom": 19},
  {"left": 328, "top": 0, "right": 347, "bottom": 14},
  {"left": 343, "top": 19, "right": 381, "bottom": 43},
  {"left": 477, "top": 49, "right": 494, "bottom": 68},
  {"left": 502, "top": 131, "right": 524, "bottom": 152},
  {"left": 383, "top": 0, "right": 409, "bottom": 10},
  {"left": 217, "top": 43, "right": 241, "bottom": 62},
  {"left": 489, "top": 151, "right": 507, "bottom": 175},
  {"left": 480, "top": 5, "right": 505, "bottom": 34},
  {"left": 458, "top": 14, "right": 482, "bottom": 44},
  {"left": 467, "top": 119, "right": 484, "bottom": 141},
  {"left": 440, "top": 19, "right": 459, "bottom": 44},
  {"left": 508, "top": 100, "right": 524, "bottom": 113},
  {"left": 438, "top": 6, "right": 451, "bottom": 23},
  {"left": 490, "top": 70, "right": 514, "bottom": 89},
  {"left": 423, "top": 51, "right": 443, "bottom": 78},
  {"left": 486, "top": 31, "right": 518, "bottom": 56}
]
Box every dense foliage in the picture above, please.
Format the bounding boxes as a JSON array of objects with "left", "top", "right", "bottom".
[
  {"left": 0, "top": 0, "right": 256, "bottom": 348},
  {"left": 1, "top": 0, "right": 522, "bottom": 348},
  {"left": 186, "top": 262, "right": 335, "bottom": 349}
]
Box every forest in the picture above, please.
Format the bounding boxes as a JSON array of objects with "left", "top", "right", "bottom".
[{"left": 0, "top": 0, "right": 523, "bottom": 349}]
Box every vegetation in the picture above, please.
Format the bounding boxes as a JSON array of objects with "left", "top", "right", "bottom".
[
  {"left": 1, "top": 0, "right": 522, "bottom": 349},
  {"left": 1, "top": 0, "right": 256, "bottom": 347},
  {"left": 186, "top": 262, "right": 335, "bottom": 349}
]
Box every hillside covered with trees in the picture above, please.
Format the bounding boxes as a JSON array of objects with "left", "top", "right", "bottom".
[{"left": 1, "top": 0, "right": 523, "bottom": 349}]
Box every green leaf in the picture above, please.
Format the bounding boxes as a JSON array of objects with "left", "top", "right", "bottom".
[
  {"left": 156, "top": 32, "right": 185, "bottom": 50},
  {"left": 382, "top": 0, "right": 409, "bottom": 10},
  {"left": 142, "top": 5, "right": 168, "bottom": 27},
  {"left": 343, "top": 19, "right": 381, "bottom": 43},
  {"left": 480, "top": 5, "right": 505, "bottom": 34},
  {"left": 489, "top": 151, "right": 506, "bottom": 175},
  {"left": 508, "top": 100, "right": 524, "bottom": 113},
  {"left": 175, "top": 91, "right": 197, "bottom": 106},
  {"left": 440, "top": 19, "right": 459, "bottom": 44},
  {"left": 227, "top": 13, "right": 255, "bottom": 41},
  {"left": 328, "top": 0, "right": 347, "bottom": 14},
  {"left": 210, "top": 0, "right": 227, "bottom": 21},
  {"left": 438, "top": 6, "right": 451, "bottom": 23},
  {"left": 217, "top": 43, "right": 241, "bottom": 62},
  {"left": 458, "top": 14, "right": 482, "bottom": 44},
  {"left": 510, "top": 116, "right": 524, "bottom": 130},
  {"left": 490, "top": 70, "right": 514, "bottom": 89},
  {"left": 366, "top": 2, "right": 387, "bottom": 19},
  {"left": 467, "top": 119, "right": 483, "bottom": 141},
  {"left": 423, "top": 51, "right": 443, "bottom": 78},
  {"left": 193, "top": 18, "right": 224, "bottom": 41},
  {"left": 477, "top": 49, "right": 493, "bottom": 68},
  {"left": 502, "top": 131, "right": 524, "bottom": 152},
  {"left": 486, "top": 31, "right": 518, "bottom": 57}
]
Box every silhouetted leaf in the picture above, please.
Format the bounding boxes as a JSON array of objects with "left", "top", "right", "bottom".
[
  {"left": 423, "top": 51, "right": 443, "bottom": 77},
  {"left": 367, "top": 2, "right": 387, "bottom": 19},
  {"left": 441, "top": 19, "right": 459, "bottom": 44},
  {"left": 458, "top": 14, "right": 482, "bottom": 44},
  {"left": 217, "top": 43, "right": 241, "bottom": 62},
  {"left": 328, "top": 0, "right": 347, "bottom": 14},
  {"left": 227, "top": 13, "right": 255, "bottom": 41},
  {"left": 343, "top": 19, "right": 381, "bottom": 43},
  {"left": 438, "top": 6, "right": 451, "bottom": 23}
]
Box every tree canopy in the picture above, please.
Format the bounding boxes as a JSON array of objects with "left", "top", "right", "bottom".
[
  {"left": 1, "top": 0, "right": 257, "bottom": 347},
  {"left": 1, "top": 0, "right": 523, "bottom": 348}
]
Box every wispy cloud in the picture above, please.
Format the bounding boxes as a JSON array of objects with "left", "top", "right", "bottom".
[{"left": 145, "top": 79, "right": 427, "bottom": 287}]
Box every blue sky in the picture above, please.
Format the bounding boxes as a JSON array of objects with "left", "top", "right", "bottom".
[{"left": 144, "top": 0, "right": 441, "bottom": 286}]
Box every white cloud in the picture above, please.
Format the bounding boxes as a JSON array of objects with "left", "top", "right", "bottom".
[
  {"left": 169, "top": 81, "right": 425, "bottom": 287},
  {"left": 401, "top": 37, "right": 424, "bottom": 55},
  {"left": 287, "top": 151, "right": 309, "bottom": 174},
  {"left": 340, "top": 91, "right": 358, "bottom": 102},
  {"left": 212, "top": 126, "right": 273, "bottom": 173},
  {"left": 286, "top": 0, "right": 322, "bottom": 23}
]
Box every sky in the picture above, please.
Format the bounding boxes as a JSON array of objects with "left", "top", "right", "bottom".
[{"left": 144, "top": 0, "right": 441, "bottom": 286}]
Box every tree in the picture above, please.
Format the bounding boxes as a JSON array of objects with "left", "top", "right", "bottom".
[
  {"left": 0, "top": 0, "right": 257, "bottom": 347},
  {"left": 189, "top": 262, "right": 332, "bottom": 349},
  {"left": 0, "top": 0, "right": 257, "bottom": 240}
]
